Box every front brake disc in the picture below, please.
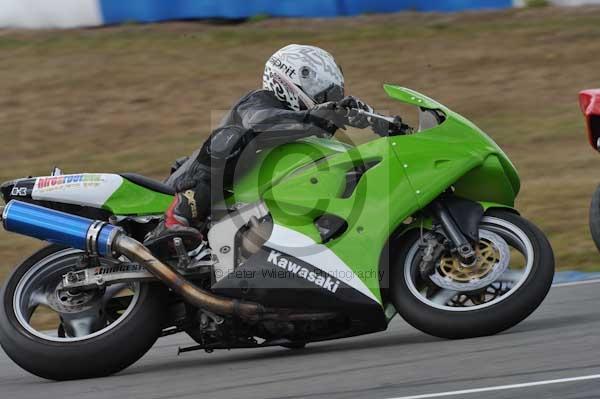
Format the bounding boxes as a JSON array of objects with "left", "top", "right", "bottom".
[{"left": 428, "top": 230, "right": 510, "bottom": 292}]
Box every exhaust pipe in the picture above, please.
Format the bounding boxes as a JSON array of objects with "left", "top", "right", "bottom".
[
  {"left": 2, "top": 201, "right": 265, "bottom": 320},
  {"left": 113, "top": 235, "right": 264, "bottom": 319},
  {"left": 2, "top": 200, "right": 120, "bottom": 257}
]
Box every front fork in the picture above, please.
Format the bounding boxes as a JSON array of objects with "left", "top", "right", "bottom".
[{"left": 429, "top": 200, "right": 480, "bottom": 267}]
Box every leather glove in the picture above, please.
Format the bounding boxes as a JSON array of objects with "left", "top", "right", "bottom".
[
  {"left": 338, "top": 96, "right": 373, "bottom": 129},
  {"left": 308, "top": 101, "right": 348, "bottom": 131},
  {"left": 372, "top": 116, "right": 413, "bottom": 136}
]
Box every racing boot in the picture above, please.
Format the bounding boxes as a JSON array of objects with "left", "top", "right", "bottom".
[{"left": 144, "top": 190, "right": 204, "bottom": 255}]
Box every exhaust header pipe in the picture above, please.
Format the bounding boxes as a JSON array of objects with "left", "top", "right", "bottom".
[
  {"left": 113, "top": 235, "right": 264, "bottom": 319},
  {"left": 2, "top": 201, "right": 264, "bottom": 320}
]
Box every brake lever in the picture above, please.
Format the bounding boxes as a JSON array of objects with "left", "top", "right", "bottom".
[{"left": 352, "top": 109, "right": 397, "bottom": 124}]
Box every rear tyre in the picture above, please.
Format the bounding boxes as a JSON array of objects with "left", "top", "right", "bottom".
[
  {"left": 391, "top": 210, "right": 554, "bottom": 339},
  {"left": 589, "top": 185, "right": 600, "bottom": 252},
  {"left": 0, "top": 245, "right": 168, "bottom": 380}
]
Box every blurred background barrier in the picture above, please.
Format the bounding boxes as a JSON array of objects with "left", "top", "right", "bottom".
[
  {"left": 0, "top": 0, "right": 102, "bottom": 28},
  {"left": 0, "top": 0, "right": 561, "bottom": 29},
  {"left": 4, "top": 0, "right": 600, "bottom": 29}
]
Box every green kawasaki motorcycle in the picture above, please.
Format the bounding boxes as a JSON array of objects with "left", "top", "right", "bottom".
[{"left": 0, "top": 85, "right": 554, "bottom": 380}]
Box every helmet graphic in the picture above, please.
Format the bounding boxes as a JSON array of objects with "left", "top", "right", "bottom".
[{"left": 263, "top": 44, "right": 345, "bottom": 111}]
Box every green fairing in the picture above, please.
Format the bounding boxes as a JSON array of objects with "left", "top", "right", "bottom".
[
  {"left": 240, "top": 85, "right": 519, "bottom": 302},
  {"left": 103, "top": 179, "right": 174, "bottom": 215},
  {"left": 383, "top": 85, "right": 520, "bottom": 207},
  {"left": 232, "top": 137, "right": 352, "bottom": 203}
]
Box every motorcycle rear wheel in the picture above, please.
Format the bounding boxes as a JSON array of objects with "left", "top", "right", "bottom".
[
  {"left": 0, "top": 244, "right": 167, "bottom": 380},
  {"left": 391, "top": 209, "right": 554, "bottom": 339}
]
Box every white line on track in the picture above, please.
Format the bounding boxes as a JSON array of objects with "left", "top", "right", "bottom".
[
  {"left": 387, "top": 374, "right": 600, "bottom": 399},
  {"left": 384, "top": 279, "right": 600, "bottom": 399},
  {"left": 552, "top": 278, "right": 600, "bottom": 288}
]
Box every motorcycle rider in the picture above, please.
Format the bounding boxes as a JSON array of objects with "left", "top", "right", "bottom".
[{"left": 145, "top": 44, "right": 409, "bottom": 248}]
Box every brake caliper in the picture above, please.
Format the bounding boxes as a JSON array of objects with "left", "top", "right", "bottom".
[{"left": 417, "top": 232, "right": 446, "bottom": 281}]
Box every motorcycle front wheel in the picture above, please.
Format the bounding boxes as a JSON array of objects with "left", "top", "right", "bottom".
[
  {"left": 589, "top": 184, "right": 600, "bottom": 252},
  {"left": 0, "top": 245, "right": 167, "bottom": 380},
  {"left": 391, "top": 209, "right": 554, "bottom": 339}
]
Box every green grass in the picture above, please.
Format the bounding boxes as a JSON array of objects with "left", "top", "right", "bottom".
[
  {"left": 524, "top": 0, "right": 549, "bottom": 7},
  {"left": 2, "top": 6, "right": 600, "bottom": 280}
]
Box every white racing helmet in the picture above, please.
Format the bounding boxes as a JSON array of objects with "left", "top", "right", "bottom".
[{"left": 263, "top": 44, "right": 345, "bottom": 111}]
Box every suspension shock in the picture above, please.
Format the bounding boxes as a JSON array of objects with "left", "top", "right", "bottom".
[{"left": 429, "top": 201, "right": 477, "bottom": 267}]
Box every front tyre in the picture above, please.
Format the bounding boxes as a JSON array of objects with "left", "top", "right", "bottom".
[
  {"left": 589, "top": 184, "right": 600, "bottom": 252},
  {"left": 391, "top": 210, "right": 554, "bottom": 339},
  {"left": 0, "top": 245, "right": 167, "bottom": 380}
]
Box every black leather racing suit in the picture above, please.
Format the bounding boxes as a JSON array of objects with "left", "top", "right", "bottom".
[{"left": 165, "top": 89, "right": 340, "bottom": 225}]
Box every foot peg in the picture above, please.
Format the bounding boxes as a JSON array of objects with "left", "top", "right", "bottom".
[{"left": 144, "top": 224, "right": 203, "bottom": 260}]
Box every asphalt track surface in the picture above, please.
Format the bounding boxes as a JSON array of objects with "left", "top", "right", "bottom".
[{"left": 1, "top": 281, "right": 600, "bottom": 399}]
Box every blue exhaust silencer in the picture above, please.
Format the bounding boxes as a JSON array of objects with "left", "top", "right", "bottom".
[{"left": 1, "top": 200, "right": 121, "bottom": 257}]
